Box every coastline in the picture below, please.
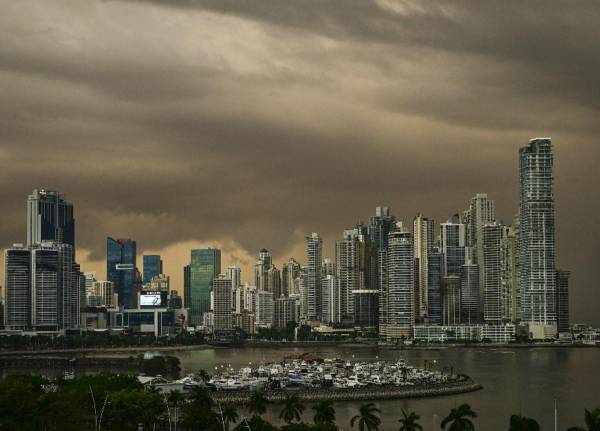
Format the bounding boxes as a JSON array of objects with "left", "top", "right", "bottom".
[
  {"left": 211, "top": 378, "right": 483, "bottom": 404},
  {"left": 0, "top": 341, "right": 597, "bottom": 357}
]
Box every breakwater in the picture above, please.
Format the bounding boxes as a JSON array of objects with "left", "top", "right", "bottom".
[{"left": 211, "top": 378, "right": 482, "bottom": 404}]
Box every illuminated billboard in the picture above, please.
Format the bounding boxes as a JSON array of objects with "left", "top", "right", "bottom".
[{"left": 140, "top": 291, "right": 167, "bottom": 307}]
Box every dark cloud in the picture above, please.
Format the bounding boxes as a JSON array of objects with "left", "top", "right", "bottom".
[{"left": 0, "top": 0, "right": 598, "bottom": 323}]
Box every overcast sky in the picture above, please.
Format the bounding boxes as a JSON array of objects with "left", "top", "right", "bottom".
[{"left": 1, "top": 1, "right": 598, "bottom": 323}]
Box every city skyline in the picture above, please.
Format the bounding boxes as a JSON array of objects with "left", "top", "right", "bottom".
[{"left": 0, "top": 1, "right": 598, "bottom": 325}]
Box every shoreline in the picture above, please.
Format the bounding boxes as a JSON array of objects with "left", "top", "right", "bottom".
[
  {"left": 211, "top": 378, "right": 483, "bottom": 404},
  {"left": 0, "top": 341, "right": 596, "bottom": 357}
]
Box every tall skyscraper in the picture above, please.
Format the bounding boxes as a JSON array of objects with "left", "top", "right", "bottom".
[
  {"left": 189, "top": 248, "right": 221, "bottom": 326},
  {"left": 442, "top": 275, "right": 461, "bottom": 325},
  {"left": 382, "top": 230, "right": 414, "bottom": 340},
  {"left": 555, "top": 270, "right": 570, "bottom": 333},
  {"left": 254, "top": 249, "right": 280, "bottom": 296},
  {"left": 183, "top": 264, "right": 191, "bottom": 308},
  {"left": 427, "top": 251, "right": 444, "bottom": 324},
  {"left": 353, "top": 289, "right": 378, "bottom": 329},
  {"left": 274, "top": 297, "right": 298, "bottom": 329},
  {"left": 335, "top": 229, "right": 361, "bottom": 321},
  {"left": 321, "top": 274, "right": 341, "bottom": 324},
  {"left": 482, "top": 223, "right": 506, "bottom": 325},
  {"left": 281, "top": 258, "right": 301, "bottom": 296},
  {"left": 460, "top": 257, "right": 480, "bottom": 324},
  {"left": 213, "top": 275, "right": 233, "bottom": 331},
  {"left": 106, "top": 237, "right": 137, "bottom": 309},
  {"left": 225, "top": 266, "right": 241, "bottom": 290},
  {"left": 465, "top": 193, "right": 495, "bottom": 299},
  {"left": 142, "top": 255, "right": 163, "bottom": 284},
  {"left": 518, "top": 138, "right": 556, "bottom": 329},
  {"left": 305, "top": 233, "right": 322, "bottom": 322},
  {"left": 27, "top": 189, "right": 75, "bottom": 254},
  {"left": 413, "top": 214, "right": 435, "bottom": 321},
  {"left": 440, "top": 215, "right": 466, "bottom": 277}
]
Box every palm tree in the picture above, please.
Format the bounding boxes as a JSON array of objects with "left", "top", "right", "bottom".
[
  {"left": 279, "top": 394, "right": 305, "bottom": 424},
  {"left": 398, "top": 409, "right": 422, "bottom": 431},
  {"left": 196, "top": 369, "right": 211, "bottom": 383},
  {"left": 248, "top": 391, "right": 268, "bottom": 417},
  {"left": 313, "top": 399, "right": 336, "bottom": 425},
  {"left": 440, "top": 404, "right": 477, "bottom": 431},
  {"left": 508, "top": 414, "right": 540, "bottom": 431},
  {"left": 351, "top": 403, "right": 382, "bottom": 431},
  {"left": 221, "top": 404, "right": 239, "bottom": 431},
  {"left": 566, "top": 408, "right": 600, "bottom": 431}
]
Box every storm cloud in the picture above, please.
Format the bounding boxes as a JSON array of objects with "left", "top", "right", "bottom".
[{"left": 0, "top": 1, "right": 598, "bottom": 323}]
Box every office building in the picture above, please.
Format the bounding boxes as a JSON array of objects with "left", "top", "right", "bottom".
[
  {"left": 321, "top": 274, "right": 341, "bottom": 325},
  {"left": 225, "top": 266, "right": 241, "bottom": 290},
  {"left": 213, "top": 275, "right": 233, "bottom": 331},
  {"left": 465, "top": 193, "right": 495, "bottom": 278},
  {"left": 189, "top": 248, "right": 221, "bottom": 326},
  {"left": 107, "top": 237, "right": 137, "bottom": 309},
  {"left": 482, "top": 223, "right": 506, "bottom": 325},
  {"left": 183, "top": 264, "right": 191, "bottom": 308},
  {"left": 27, "top": 189, "right": 75, "bottom": 254},
  {"left": 91, "top": 280, "right": 116, "bottom": 307},
  {"left": 255, "top": 290, "right": 274, "bottom": 327},
  {"left": 306, "top": 233, "right": 322, "bottom": 322},
  {"left": 142, "top": 255, "right": 163, "bottom": 284},
  {"left": 440, "top": 215, "right": 466, "bottom": 277},
  {"left": 413, "top": 214, "right": 434, "bottom": 321},
  {"left": 335, "top": 230, "right": 361, "bottom": 321},
  {"left": 4, "top": 245, "right": 31, "bottom": 330},
  {"left": 518, "top": 138, "right": 556, "bottom": 330},
  {"left": 461, "top": 259, "right": 480, "bottom": 324}
]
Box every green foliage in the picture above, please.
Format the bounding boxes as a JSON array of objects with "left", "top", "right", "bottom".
[
  {"left": 248, "top": 390, "right": 269, "bottom": 416},
  {"left": 133, "top": 354, "right": 181, "bottom": 377},
  {"left": 280, "top": 394, "right": 306, "bottom": 424},
  {"left": 313, "top": 399, "right": 336, "bottom": 425},
  {"left": 566, "top": 408, "right": 600, "bottom": 431},
  {"left": 441, "top": 404, "right": 477, "bottom": 431},
  {"left": 398, "top": 409, "right": 423, "bottom": 431},
  {"left": 350, "top": 403, "right": 382, "bottom": 431},
  {"left": 509, "top": 414, "right": 540, "bottom": 431}
]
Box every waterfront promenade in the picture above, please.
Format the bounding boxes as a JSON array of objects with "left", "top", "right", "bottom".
[{"left": 211, "top": 377, "right": 482, "bottom": 404}]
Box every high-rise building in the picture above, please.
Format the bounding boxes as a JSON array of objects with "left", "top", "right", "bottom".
[
  {"left": 518, "top": 138, "right": 556, "bottom": 328},
  {"left": 189, "top": 248, "right": 221, "bottom": 326},
  {"left": 440, "top": 215, "right": 466, "bottom": 277},
  {"left": 465, "top": 193, "right": 495, "bottom": 305},
  {"left": 335, "top": 230, "right": 360, "bottom": 321},
  {"left": 368, "top": 206, "right": 396, "bottom": 250},
  {"left": 353, "top": 289, "right": 378, "bottom": 328},
  {"left": 321, "top": 274, "right": 341, "bottom": 324},
  {"left": 255, "top": 290, "right": 274, "bottom": 327},
  {"left": 382, "top": 230, "right": 414, "bottom": 340},
  {"left": 322, "top": 258, "right": 336, "bottom": 277},
  {"left": 442, "top": 275, "right": 461, "bottom": 325},
  {"left": 143, "top": 255, "right": 163, "bottom": 285},
  {"left": 555, "top": 270, "right": 570, "bottom": 334},
  {"left": 254, "top": 249, "right": 281, "bottom": 296},
  {"left": 91, "top": 280, "right": 116, "bottom": 307},
  {"left": 460, "top": 258, "right": 480, "bottom": 324},
  {"left": 183, "top": 264, "right": 191, "bottom": 308},
  {"left": 107, "top": 237, "right": 137, "bottom": 309},
  {"left": 296, "top": 268, "right": 308, "bottom": 321},
  {"left": 27, "top": 189, "right": 75, "bottom": 254},
  {"left": 502, "top": 225, "right": 518, "bottom": 322},
  {"left": 5, "top": 242, "right": 79, "bottom": 332},
  {"left": 147, "top": 274, "right": 170, "bottom": 292},
  {"left": 225, "top": 266, "right": 241, "bottom": 290},
  {"left": 274, "top": 297, "right": 298, "bottom": 329},
  {"left": 427, "top": 251, "right": 444, "bottom": 324},
  {"left": 305, "top": 233, "right": 322, "bottom": 322},
  {"left": 413, "top": 214, "right": 435, "bottom": 321},
  {"left": 482, "top": 223, "right": 505, "bottom": 325},
  {"left": 213, "top": 275, "right": 233, "bottom": 331},
  {"left": 281, "top": 258, "right": 301, "bottom": 296},
  {"left": 4, "top": 245, "right": 31, "bottom": 330}
]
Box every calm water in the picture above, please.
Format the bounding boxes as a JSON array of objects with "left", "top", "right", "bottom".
[{"left": 175, "top": 345, "right": 600, "bottom": 430}]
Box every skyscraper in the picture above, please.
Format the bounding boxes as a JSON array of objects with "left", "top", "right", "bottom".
[
  {"left": 440, "top": 215, "right": 466, "bottom": 277},
  {"left": 482, "top": 223, "right": 506, "bottom": 325},
  {"left": 465, "top": 193, "right": 495, "bottom": 301},
  {"left": 183, "top": 264, "right": 191, "bottom": 308},
  {"left": 281, "top": 258, "right": 301, "bottom": 296},
  {"left": 427, "top": 251, "right": 444, "bottom": 324},
  {"left": 27, "top": 189, "right": 75, "bottom": 254},
  {"left": 4, "top": 245, "right": 31, "bottom": 330},
  {"left": 413, "top": 214, "right": 435, "bottom": 321},
  {"left": 305, "top": 233, "right": 322, "bottom": 322},
  {"left": 225, "top": 266, "right": 241, "bottom": 290},
  {"left": 518, "top": 138, "right": 556, "bottom": 330},
  {"left": 442, "top": 275, "right": 461, "bottom": 325},
  {"left": 213, "top": 275, "right": 233, "bottom": 331},
  {"left": 382, "top": 230, "right": 414, "bottom": 340},
  {"left": 460, "top": 257, "right": 480, "bottom": 324},
  {"left": 321, "top": 274, "right": 341, "bottom": 324},
  {"left": 106, "top": 237, "right": 137, "bottom": 309},
  {"left": 335, "top": 230, "right": 360, "bottom": 321},
  {"left": 189, "top": 248, "right": 221, "bottom": 326},
  {"left": 142, "top": 255, "right": 163, "bottom": 285}
]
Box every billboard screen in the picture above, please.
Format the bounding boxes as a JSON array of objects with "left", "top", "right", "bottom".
[{"left": 140, "top": 291, "right": 166, "bottom": 307}]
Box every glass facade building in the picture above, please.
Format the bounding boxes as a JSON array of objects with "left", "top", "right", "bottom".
[
  {"left": 27, "top": 189, "right": 75, "bottom": 254},
  {"left": 143, "top": 255, "right": 163, "bottom": 284},
  {"left": 189, "top": 248, "right": 221, "bottom": 326},
  {"left": 107, "top": 237, "right": 137, "bottom": 309}
]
